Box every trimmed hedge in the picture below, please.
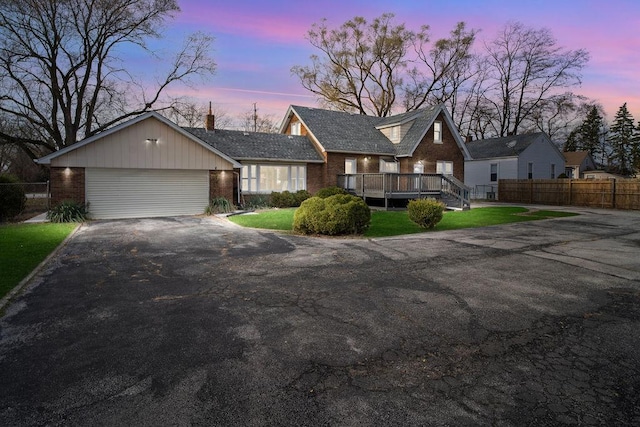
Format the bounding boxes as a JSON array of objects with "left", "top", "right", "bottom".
[
  {"left": 293, "top": 194, "right": 370, "bottom": 235},
  {"left": 407, "top": 198, "right": 445, "bottom": 229},
  {"left": 315, "top": 186, "right": 348, "bottom": 198},
  {"left": 0, "top": 174, "right": 26, "bottom": 220},
  {"left": 270, "top": 190, "right": 311, "bottom": 208}
]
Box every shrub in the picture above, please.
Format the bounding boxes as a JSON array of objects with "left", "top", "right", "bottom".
[
  {"left": 243, "top": 195, "right": 270, "bottom": 210},
  {"left": 293, "top": 194, "right": 370, "bottom": 236},
  {"left": 315, "top": 186, "right": 348, "bottom": 199},
  {"left": 47, "top": 200, "right": 88, "bottom": 223},
  {"left": 270, "top": 190, "right": 311, "bottom": 208},
  {"left": 205, "top": 197, "right": 235, "bottom": 214},
  {"left": 407, "top": 198, "right": 445, "bottom": 229},
  {"left": 557, "top": 173, "right": 568, "bottom": 179},
  {"left": 0, "top": 174, "right": 26, "bottom": 221}
]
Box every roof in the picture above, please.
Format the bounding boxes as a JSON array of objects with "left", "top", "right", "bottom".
[
  {"left": 36, "top": 112, "right": 241, "bottom": 167},
  {"left": 288, "top": 106, "right": 394, "bottom": 155},
  {"left": 285, "top": 104, "right": 470, "bottom": 159},
  {"left": 466, "top": 132, "right": 547, "bottom": 160},
  {"left": 563, "top": 151, "right": 590, "bottom": 166},
  {"left": 183, "top": 127, "right": 324, "bottom": 163}
]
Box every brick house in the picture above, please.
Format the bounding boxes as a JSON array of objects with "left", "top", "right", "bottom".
[{"left": 38, "top": 104, "right": 471, "bottom": 219}]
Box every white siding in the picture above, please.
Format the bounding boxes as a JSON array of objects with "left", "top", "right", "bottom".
[
  {"left": 465, "top": 157, "right": 518, "bottom": 190},
  {"left": 51, "top": 117, "right": 234, "bottom": 170},
  {"left": 518, "top": 138, "right": 566, "bottom": 179},
  {"left": 86, "top": 168, "right": 209, "bottom": 219}
]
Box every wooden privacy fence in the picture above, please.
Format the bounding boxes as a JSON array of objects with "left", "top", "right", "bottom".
[{"left": 498, "top": 179, "right": 640, "bottom": 210}]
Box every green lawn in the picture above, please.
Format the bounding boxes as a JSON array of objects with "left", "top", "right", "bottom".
[
  {"left": 0, "top": 223, "right": 77, "bottom": 299},
  {"left": 229, "top": 207, "right": 578, "bottom": 238}
]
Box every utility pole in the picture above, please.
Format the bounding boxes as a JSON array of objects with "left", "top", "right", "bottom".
[{"left": 253, "top": 102, "right": 258, "bottom": 132}]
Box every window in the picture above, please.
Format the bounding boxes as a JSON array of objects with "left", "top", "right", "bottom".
[
  {"left": 433, "top": 121, "right": 442, "bottom": 143},
  {"left": 380, "top": 159, "right": 399, "bottom": 173},
  {"left": 290, "top": 122, "right": 301, "bottom": 135},
  {"left": 241, "top": 164, "right": 306, "bottom": 193},
  {"left": 528, "top": 162, "right": 533, "bottom": 179},
  {"left": 389, "top": 126, "right": 400, "bottom": 142},
  {"left": 436, "top": 161, "right": 453, "bottom": 175},
  {"left": 490, "top": 163, "right": 498, "bottom": 182},
  {"left": 413, "top": 162, "right": 424, "bottom": 174},
  {"left": 550, "top": 163, "right": 556, "bottom": 179},
  {"left": 345, "top": 158, "right": 357, "bottom": 174}
]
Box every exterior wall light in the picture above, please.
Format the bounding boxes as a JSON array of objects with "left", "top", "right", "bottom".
[{"left": 146, "top": 138, "right": 158, "bottom": 143}]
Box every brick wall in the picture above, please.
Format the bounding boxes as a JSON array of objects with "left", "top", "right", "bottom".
[
  {"left": 398, "top": 112, "right": 465, "bottom": 181},
  {"left": 306, "top": 163, "right": 325, "bottom": 195},
  {"left": 50, "top": 167, "right": 85, "bottom": 206},
  {"left": 209, "top": 170, "right": 236, "bottom": 205}
]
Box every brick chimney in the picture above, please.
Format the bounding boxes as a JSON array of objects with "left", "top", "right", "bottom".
[
  {"left": 465, "top": 134, "right": 473, "bottom": 143},
  {"left": 205, "top": 101, "right": 215, "bottom": 131}
]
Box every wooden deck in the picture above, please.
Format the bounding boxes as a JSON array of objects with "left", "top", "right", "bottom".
[{"left": 337, "top": 173, "right": 471, "bottom": 210}]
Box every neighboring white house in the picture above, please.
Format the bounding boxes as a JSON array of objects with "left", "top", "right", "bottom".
[
  {"left": 464, "top": 132, "right": 566, "bottom": 199},
  {"left": 563, "top": 151, "right": 597, "bottom": 178}
]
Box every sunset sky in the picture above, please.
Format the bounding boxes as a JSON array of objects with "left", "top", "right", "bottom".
[{"left": 149, "top": 0, "right": 640, "bottom": 128}]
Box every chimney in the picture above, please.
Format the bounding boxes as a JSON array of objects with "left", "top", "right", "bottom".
[
  {"left": 465, "top": 134, "right": 473, "bottom": 143},
  {"left": 205, "top": 101, "right": 215, "bottom": 131}
]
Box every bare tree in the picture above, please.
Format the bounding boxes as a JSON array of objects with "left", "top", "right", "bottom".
[
  {"left": 238, "top": 105, "right": 279, "bottom": 133},
  {"left": 476, "top": 22, "right": 589, "bottom": 137},
  {"left": 403, "top": 22, "right": 477, "bottom": 112},
  {"left": 293, "top": 14, "right": 478, "bottom": 118},
  {"left": 292, "top": 14, "right": 413, "bottom": 117},
  {"left": 0, "top": 0, "right": 216, "bottom": 157},
  {"left": 163, "top": 99, "right": 232, "bottom": 129}
]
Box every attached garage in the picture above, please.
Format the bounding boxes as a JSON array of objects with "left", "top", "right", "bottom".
[
  {"left": 37, "top": 112, "right": 241, "bottom": 219},
  {"left": 86, "top": 168, "right": 210, "bottom": 219}
]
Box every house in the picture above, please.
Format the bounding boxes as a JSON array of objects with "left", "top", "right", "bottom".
[
  {"left": 464, "top": 132, "right": 566, "bottom": 199},
  {"left": 563, "top": 151, "right": 596, "bottom": 178},
  {"left": 38, "top": 103, "right": 471, "bottom": 219},
  {"left": 281, "top": 104, "right": 471, "bottom": 208}
]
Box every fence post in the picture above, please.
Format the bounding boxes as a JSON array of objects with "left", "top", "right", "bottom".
[
  {"left": 529, "top": 180, "right": 533, "bottom": 204},
  {"left": 568, "top": 179, "right": 572, "bottom": 206},
  {"left": 612, "top": 179, "right": 616, "bottom": 209}
]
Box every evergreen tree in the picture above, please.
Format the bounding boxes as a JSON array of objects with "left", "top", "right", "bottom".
[
  {"left": 608, "top": 103, "right": 635, "bottom": 175},
  {"left": 631, "top": 121, "right": 640, "bottom": 175},
  {"left": 580, "top": 106, "right": 606, "bottom": 158},
  {"left": 563, "top": 128, "right": 579, "bottom": 152}
]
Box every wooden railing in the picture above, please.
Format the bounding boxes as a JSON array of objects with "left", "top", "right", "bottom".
[{"left": 337, "top": 173, "right": 471, "bottom": 209}]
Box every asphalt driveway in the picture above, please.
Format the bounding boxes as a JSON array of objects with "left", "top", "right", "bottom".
[{"left": 1, "top": 207, "right": 640, "bottom": 426}]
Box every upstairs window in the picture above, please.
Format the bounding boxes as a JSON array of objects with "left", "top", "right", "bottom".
[
  {"left": 290, "top": 122, "right": 301, "bottom": 135},
  {"left": 433, "top": 121, "right": 442, "bottom": 143}
]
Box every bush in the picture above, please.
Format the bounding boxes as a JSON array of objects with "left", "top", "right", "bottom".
[
  {"left": 407, "top": 198, "right": 445, "bottom": 229},
  {"left": 0, "top": 174, "right": 26, "bottom": 221},
  {"left": 47, "top": 200, "right": 88, "bottom": 223},
  {"left": 205, "top": 197, "right": 235, "bottom": 214},
  {"left": 315, "top": 186, "right": 348, "bottom": 199},
  {"left": 293, "top": 194, "right": 370, "bottom": 236},
  {"left": 243, "top": 195, "right": 270, "bottom": 210},
  {"left": 270, "top": 190, "right": 311, "bottom": 208}
]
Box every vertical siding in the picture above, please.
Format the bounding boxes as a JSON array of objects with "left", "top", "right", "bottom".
[{"left": 51, "top": 117, "right": 234, "bottom": 170}]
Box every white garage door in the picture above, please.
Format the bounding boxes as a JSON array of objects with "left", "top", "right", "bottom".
[{"left": 86, "top": 168, "right": 209, "bottom": 219}]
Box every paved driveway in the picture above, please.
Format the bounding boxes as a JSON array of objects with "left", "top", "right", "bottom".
[{"left": 1, "top": 208, "right": 640, "bottom": 426}]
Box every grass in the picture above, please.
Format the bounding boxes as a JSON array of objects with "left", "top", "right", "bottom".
[
  {"left": 229, "top": 207, "right": 578, "bottom": 238},
  {"left": 0, "top": 222, "right": 77, "bottom": 299}
]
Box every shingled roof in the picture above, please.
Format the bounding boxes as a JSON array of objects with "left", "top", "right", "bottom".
[
  {"left": 183, "top": 127, "right": 324, "bottom": 163},
  {"left": 287, "top": 104, "right": 456, "bottom": 157},
  {"left": 466, "top": 132, "right": 547, "bottom": 159},
  {"left": 288, "top": 106, "right": 394, "bottom": 155}
]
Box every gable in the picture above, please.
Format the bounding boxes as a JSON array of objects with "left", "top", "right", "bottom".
[{"left": 44, "top": 115, "right": 238, "bottom": 170}]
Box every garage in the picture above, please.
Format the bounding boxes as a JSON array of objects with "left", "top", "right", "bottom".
[
  {"left": 37, "top": 112, "right": 241, "bottom": 219},
  {"left": 86, "top": 168, "right": 209, "bottom": 219}
]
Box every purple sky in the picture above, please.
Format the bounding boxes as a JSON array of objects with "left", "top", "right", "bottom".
[{"left": 151, "top": 0, "right": 640, "bottom": 127}]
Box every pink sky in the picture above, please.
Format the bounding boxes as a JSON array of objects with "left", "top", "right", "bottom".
[{"left": 153, "top": 0, "right": 640, "bottom": 128}]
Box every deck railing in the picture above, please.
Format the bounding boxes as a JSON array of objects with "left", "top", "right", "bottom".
[{"left": 337, "top": 173, "right": 470, "bottom": 209}]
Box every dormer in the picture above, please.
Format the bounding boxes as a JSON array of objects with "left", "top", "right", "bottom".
[{"left": 375, "top": 110, "right": 422, "bottom": 144}]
